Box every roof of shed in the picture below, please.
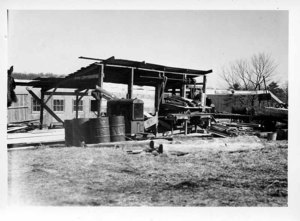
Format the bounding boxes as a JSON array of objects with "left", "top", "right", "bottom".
[{"left": 18, "top": 57, "right": 212, "bottom": 90}]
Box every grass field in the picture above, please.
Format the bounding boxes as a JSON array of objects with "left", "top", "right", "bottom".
[{"left": 7, "top": 136, "right": 288, "bottom": 206}]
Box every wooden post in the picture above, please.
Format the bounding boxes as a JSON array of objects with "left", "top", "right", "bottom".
[
  {"left": 155, "top": 83, "right": 162, "bottom": 113},
  {"left": 184, "top": 120, "right": 188, "bottom": 135},
  {"left": 202, "top": 75, "right": 207, "bottom": 93},
  {"left": 181, "top": 74, "right": 186, "bottom": 98},
  {"left": 202, "top": 75, "right": 207, "bottom": 108},
  {"left": 153, "top": 76, "right": 167, "bottom": 137},
  {"left": 75, "top": 93, "right": 79, "bottom": 119},
  {"left": 97, "top": 64, "right": 104, "bottom": 117},
  {"left": 127, "top": 68, "right": 134, "bottom": 99},
  {"left": 154, "top": 83, "right": 163, "bottom": 136},
  {"left": 39, "top": 89, "right": 45, "bottom": 129}
]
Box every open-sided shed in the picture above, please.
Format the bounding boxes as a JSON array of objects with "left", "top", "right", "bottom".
[{"left": 17, "top": 56, "right": 212, "bottom": 128}]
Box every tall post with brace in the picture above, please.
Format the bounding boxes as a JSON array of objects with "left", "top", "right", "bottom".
[
  {"left": 127, "top": 68, "right": 134, "bottom": 99},
  {"left": 39, "top": 88, "right": 45, "bottom": 129}
]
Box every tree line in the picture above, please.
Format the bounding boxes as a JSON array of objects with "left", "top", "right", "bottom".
[
  {"left": 12, "top": 72, "right": 64, "bottom": 80},
  {"left": 222, "top": 52, "right": 288, "bottom": 104}
]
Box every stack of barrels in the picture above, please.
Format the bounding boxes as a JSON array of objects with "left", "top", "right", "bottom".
[{"left": 65, "top": 116, "right": 126, "bottom": 147}]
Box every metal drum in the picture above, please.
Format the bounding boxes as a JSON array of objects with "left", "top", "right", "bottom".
[
  {"left": 64, "top": 120, "right": 73, "bottom": 146},
  {"left": 267, "top": 132, "right": 277, "bottom": 141},
  {"left": 109, "top": 116, "right": 126, "bottom": 142},
  {"left": 72, "top": 118, "right": 90, "bottom": 146},
  {"left": 276, "top": 129, "right": 288, "bottom": 140},
  {"left": 89, "top": 117, "right": 111, "bottom": 143}
]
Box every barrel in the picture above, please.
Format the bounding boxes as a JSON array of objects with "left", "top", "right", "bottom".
[
  {"left": 72, "top": 118, "right": 90, "bottom": 146},
  {"left": 257, "top": 132, "right": 269, "bottom": 139},
  {"left": 109, "top": 116, "right": 126, "bottom": 142},
  {"left": 267, "top": 132, "right": 277, "bottom": 141},
  {"left": 89, "top": 117, "right": 111, "bottom": 143},
  {"left": 64, "top": 120, "right": 73, "bottom": 146},
  {"left": 276, "top": 129, "right": 288, "bottom": 140}
]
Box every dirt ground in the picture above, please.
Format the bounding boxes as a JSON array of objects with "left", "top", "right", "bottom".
[{"left": 7, "top": 136, "right": 288, "bottom": 206}]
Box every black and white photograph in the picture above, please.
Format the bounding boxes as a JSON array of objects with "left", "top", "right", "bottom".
[{"left": 1, "top": 1, "right": 300, "bottom": 221}]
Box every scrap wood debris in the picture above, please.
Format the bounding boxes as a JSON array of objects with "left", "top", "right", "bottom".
[
  {"left": 7, "top": 119, "right": 40, "bottom": 133},
  {"left": 126, "top": 141, "right": 165, "bottom": 156}
]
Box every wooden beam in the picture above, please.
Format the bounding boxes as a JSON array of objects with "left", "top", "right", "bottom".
[
  {"left": 44, "top": 87, "right": 57, "bottom": 104},
  {"left": 94, "top": 63, "right": 211, "bottom": 76},
  {"left": 139, "top": 75, "right": 191, "bottom": 83},
  {"left": 27, "top": 88, "right": 64, "bottom": 124},
  {"left": 97, "top": 64, "right": 104, "bottom": 117},
  {"left": 78, "top": 89, "right": 89, "bottom": 101},
  {"left": 73, "top": 88, "right": 88, "bottom": 118},
  {"left": 39, "top": 90, "right": 45, "bottom": 129},
  {"left": 44, "top": 91, "right": 88, "bottom": 96},
  {"left": 95, "top": 85, "right": 117, "bottom": 100}
]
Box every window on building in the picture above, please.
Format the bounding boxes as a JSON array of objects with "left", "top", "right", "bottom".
[
  {"left": 32, "top": 98, "right": 41, "bottom": 112},
  {"left": 73, "top": 100, "right": 83, "bottom": 112},
  {"left": 53, "top": 99, "right": 64, "bottom": 112},
  {"left": 90, "top": 100, "right": 98, "bottom": 112}
]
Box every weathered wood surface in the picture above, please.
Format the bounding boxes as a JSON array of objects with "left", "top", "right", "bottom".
[
  {"left": 7, "top": 129, "right": 65, "bottom": 145},
  {"left": 7, "top": 126, "right": 28, "bottom": 133}
]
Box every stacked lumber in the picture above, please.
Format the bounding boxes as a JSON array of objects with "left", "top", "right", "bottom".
[
  {"left": 7, "top": 129, "right": 65, "bottom": 146},
  {"left": 7, "top": 119, "right": 40, "bottom": 133}
]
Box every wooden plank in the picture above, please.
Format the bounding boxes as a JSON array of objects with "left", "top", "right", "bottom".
[
  {"left": 7, "top": 130, "right": 64, "bottom": 139},
  {"left": 7, "top": 135, "right": 65, "bottom": 145},
  {"left": 144, "top": 114, "right": 158, "bottom": 129},
  {"left": 44, "top": 91, "right": 88, "bottom": 96},
  {"left": 207, "top": 130, "right": 227, "bottom": 138},
  {"left": 7, "top": 126, "right": 28, "bottom": 133},
  {"left": 27, "top": 88, "right": 64, "bottom": 124},
  {"left": 7, "top": 106, "right": 28, "bottom": 109},
  {"left": 8, "top": 119, "right": 39, "bottom": 124},
  {"left": 95, "top": 85, "right": 117, "bottom": 100},
  {"left": 174, "top": 133, "right": 212, "bottom": 138},
  {"left": 8, "top": 146, "right": 39, "bottom": 151},
  {"left": 86, "top": 140, "right": 152, "bottom": 148}
]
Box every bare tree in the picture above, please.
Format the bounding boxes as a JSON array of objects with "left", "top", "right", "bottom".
[{"left": 222, "top": 53, "right": 278, "bottom": 90}]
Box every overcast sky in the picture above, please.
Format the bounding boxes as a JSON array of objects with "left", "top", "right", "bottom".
[{"left": 8, "top": 10, "right": 288, "bottom": 88}]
